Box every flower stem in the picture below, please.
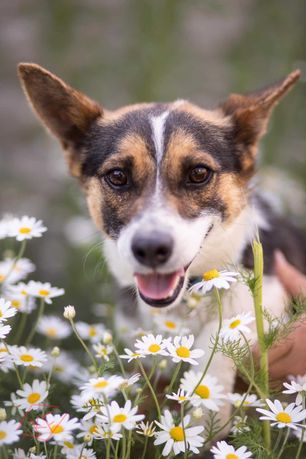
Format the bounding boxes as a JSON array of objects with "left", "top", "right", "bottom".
[
  {"left": 191, "top": 287, "right": 223, "bottom": 396},
  {"left": 2, "top": 240, "right": 27, "bottom": 285},
  {"left": 295, "top": 395, "right": 305, "bottom": 459},
  {"left": 276, "top": 427, "right": 290, "bottom": 459},
  {"left": 252, "top": 240, "right": 271, "bottom": 451},
  {"left": 25, "top": 298, "right": 45, "bottom": 345},
  {"left": 181, "top": 403, "right": 188, "bottom": 459},
  {"left": 161, "top": 362, "right": 182, "bottom": 408},
  {"left": 70, "top": 319, "right": 98, "bottom": 371},
  {"left": 13, "top": 312, "right": 27, "bottom": 344},
  {"left": 137, "top": 360, "right": 161, "bottom": 419},
  {"left": 141, "top": 436, "right": 149, "bottom": 459},
  {"left": 113, "top": 344, "right": 127, "bottom": 378},
  {"left": 4, "top": 343, "right": 23, "bottom": 389}
]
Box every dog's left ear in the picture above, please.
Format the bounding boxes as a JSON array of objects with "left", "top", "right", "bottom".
[{"left": 221, "top": 70, "right": 301, "bottom": 175}]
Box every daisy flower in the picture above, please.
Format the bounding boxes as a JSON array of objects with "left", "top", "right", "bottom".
[
  {"left": 34, "top": 413, "right": 80, "bottom": 442},
  {"left": 119, "top": 348, "right": 146, "bottom": 362},
  {"left": 97, "top": 400, "right": 144, "bottom": 432},
  {"left": 27, "top": 281, "right": 64, "bottom": 304},
  {"left": 93, "top": 424, "right": 122, "bottom": 441},
  {"left": 4, "top": 293, "right": 36, "bottom": 314},
  {"left": 189, "top": 269, "right": 239, "bottom": 295},
  {"left": 81, "top": 375, "right": 123, "bottom": 398},
  {"left": 0, "top": 323, "right": 11, "bottom": 339},
  {"left": 14, "top": 379, "right": 48, "bottom": 412},
  {"left": 210, "top": 440, "right": 252, "bottom": 458},
  {"left": 8, "top": 216, "right": 47, "bottom": 241},
  {"left": 119, "top": 373, "right": 141, "bottom": 390},
  {"left": 228, "top": 393, "right": 262, "bottom": 408},
  {"left": 230, "top": 416, "right": 250, "bottom": 435},
  {"left": 154, "top": 315, "right": 189, "bottom": 334},
  {"left": 180, "top": 371, "right": 224, "bottom": 411},
  {"left": 0, "top": 298, "right": 17, "bottom": 322},
  {"left": 11, "top": 346, "right": 47, "bottom": 368},
  {"left": 166, "top": 335, "right": 204, "bottom": 365},
  {"left": 154, "top": 409, "right": 204, "bottom": 456},
  {"left": 220, "top": 312, "right": 255, "bottom": 342},
  {"left": 136, "top": 421, "right": 156, "bottom": 437},
  {"left": 0, "top": 420, "right": 22, "bottom": 445},
  {"left": 166, "top": 389, "right": 193, "bottom": 404},
  {"left": 283, "top": 379, "right": 306, "bottom": 405},
  {"left": 0, "top": 342, "right": 14, "bottom": 372},
  {"left": 92, "top": 343, "right": 113, "bottom": 361},
  {"left": 75, "top": 321, "right": 105, "bottom": 343},
  {"left": 76, "top": 420, "right": 99, "bottom": 443},
  {"left": 45, "top": 351, "right": 80, "bottom": 383},
  {"left": 256, "top": 399, "right": 306, "bottom": 430},
  {"left": 37, "top": 315, "right": 71, "bottom": 340},
  {"left": 0, "top": 258, "right": 35, "bottom": 285},
  {"left": 66, "top": 446, "right": 96, "bottom": 458},
  {"left": 135, "top": 334, "right": 169, "bottom": 356}
]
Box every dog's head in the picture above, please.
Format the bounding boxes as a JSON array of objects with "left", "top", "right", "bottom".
[{"left": 18, "top": 64, "right": 300, "bottom": 308}]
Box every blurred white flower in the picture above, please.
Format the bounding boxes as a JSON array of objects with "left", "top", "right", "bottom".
[
  {"left": 166, "top": 335, "right": 204, "bottom": 365},
  {"left": 0, "top": 298, "right": 17, "bottom": 321},
  {"left": 45, "top": 351, "right": 81, "bottom": 383},
  {"left": 283, "top": 379, "right": 306, "bottom": 405},
  {"left": 180, "top": 372, "right": 224, "bottom": 411},
  {"left": 92, "top": 343, "right": 113, "bottom": 361},
  {"left": 119, "top": 348, "right": 146, "bottom": 362},
  {"left": 81, "top": 375, "right": 123, "bottom": 399},
  {"left": 27, "top": 281, "right": 64, "bottom": 304},
  {"left": 228, "top": 393, "right": 263, "bottom": 408},
  {"left": 75, "top": 322, "right": 105, "bottom": 343},
  {"left": 8, "top": 216, "right": 47, "bottom": 241},
  {"left": 154, "top": 409, "right": 204, "bottom": 456},
  {"left": 230, "top": 415, "right": 250, "bottom": 435},
  {"left": 0, "top": 420, "right": 22, "bottom": 445},
  {"left": 257, "top": 399, "right": 306, "bottom": 430},
  {"left": 64, "top": 216, "right": 97, "bottom": 246},
  {"left": 34, "top": 413, "right": 80, "bottom": 442},
  {"left": 135, "top": 334, "right": 169, "bottom": 356},
  {"left": 14, "top": 379, "right": 48, "bottom": 412},
  {"left": 94, "top": 424, "right": 122, "bottom": 441},
  {"left": 11, "top": 346, "right": 47, "bottom": 368},
  {"left": 166, "top": 389, "right": 193, "bottom": 404},
  {"left": 97, "top": 400, "right": 144, "bottom": 432},
  {"left": 37, "top": 315, "right": 71, "bottom": 340},
  {"left": 154, "top": 315, "right": 189, "bottom": 334},
  {"left": 0, "top": 323, "right": 11, "bottom": 339},
  {"left": 189, "top": 269, "right": 239, "bottom": 295},
  {"left": 220, "top": 312, "right": 255, "bottom": 342},
  {"left": 0, "top": 258, "right": 35, "bottom": 285},
  {"left": 210, "top": 440, "right": 252, "bottom": 458}
]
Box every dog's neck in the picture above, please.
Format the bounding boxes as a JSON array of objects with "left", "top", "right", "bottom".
[{"left": 103, "top": 203, "right": 265, "bottom": 288}]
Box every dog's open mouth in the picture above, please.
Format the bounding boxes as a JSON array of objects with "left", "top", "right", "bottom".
[{"left": 134, "top": 267, "right": 186, "bottom": 307}]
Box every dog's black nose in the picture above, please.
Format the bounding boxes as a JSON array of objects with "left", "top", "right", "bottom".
[{"left": 131, "top": 232, "right": 174, "bottom": 268}]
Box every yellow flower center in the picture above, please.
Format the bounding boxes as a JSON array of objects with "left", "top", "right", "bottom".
[
  {"left": 226, "top": 455, "right": 239, "bottom": 459},
  {"left": 178, "top": 396, "right": 187, "bottom": 401},
  {"left": 27, "top": 392, "right": 41, "bottom": 404},
  {"left": 20, "top": 354, "right": 34, "bottom": 362},
  {"left": 165, "top": 321, "right": 176, "bottom": 329},
  {"left": 176, "top": 346, "right": 190, "bottom": 358},
  {"left": 54, "top": 365, "right": 64, "bottom": 373},
  {"left": 132, "top": 353, "right": 141, "bottom": 358},
  {"left": 0, "top": 275, "right": 5, "bottom": 283},
  {"left": 38, "top": 289, "right": 50, "bottom": 297},
  {"left": 229, "top": 319, "right": 241, "bottom": 329},
  {"left": 113, "top": 414, "right": 127, "bottom": 423},
  {"left": 89, "top": 326, "right": 97, "bottom": 337},
  {"left": 203, "top": 269, "right": 220, "bottom": 281},
  {"left": 0, "top": 311, "right": 2, "bottom": 317},
  {"left": 19, "top": 227, "right": 31, "bottom": 234},
  {"left": 0, "top": 348, "right": 7, "bottom": 353},
  {"left": 0, "top": 431, "right": 7, "bottom": 440},
  {"left": 63, "top": 441, "right": 74, "bottom": 449},
  {"left": 94, "top": 380, "right": 109, "bottom": 389},
  {"left": 276, "top": 412, "right": 292, "bottom": 424},
  {"left": 46, "top": 327, "right": 57, "bottom": 337},
  {"left": 11, "top": 300, "right": 21, "bottom": 308},
  {"left": 195, "top": 384, "right": 210, "bottom": 399},
  {"left": 21, "top": 290, "right": 27, "bottom": 296},
  {"left": 169, "top": 426, "right": 184, "bottom": 441},
  {"left": 148, "top": 343, "right": 161, "bottom": 353},
  {"left": 50, "top": 424, "right": 64, "bottom": 434},
  {"left": 89, "top": 425, "right": 97, "bottom": 434}
]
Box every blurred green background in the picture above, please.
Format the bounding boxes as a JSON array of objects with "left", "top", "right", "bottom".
[{"left": 0, "top": 0, "right": 305, "bottom": 315}]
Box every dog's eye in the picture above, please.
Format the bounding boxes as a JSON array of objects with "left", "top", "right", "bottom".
[
  {"left": 188, "top": 166, "right": 212, "bottom": 185},
  {"left": 105, "top": 169, "right": 128, "bottom": 188}
]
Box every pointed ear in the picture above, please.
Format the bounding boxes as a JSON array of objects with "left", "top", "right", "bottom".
[
  {"left": 221, "top": 70, "right": 301, "bottom": 147},
  {"left": 18, "top": 63, "right": 103, "bottom": 176}
]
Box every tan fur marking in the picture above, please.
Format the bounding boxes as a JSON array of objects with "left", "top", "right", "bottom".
[{"left": 173, "top": 101, "right": 231, "bottom": 128}]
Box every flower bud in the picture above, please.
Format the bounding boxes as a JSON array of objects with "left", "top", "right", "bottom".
[
  {"left": 103, "top": 331, "right": 113, "bottom": 344},
  {"left": 158, "top": 359, "right": 168, "bottom": 370},
  {"left": 0, "top": 408, "right": 6, "bottom": 421},
  {"left": 192, "top": 407, "right": 203, "bottom": 419},
  {"left": 84, "top": 434, "right": 92, "bottom": 443},
  {"left": 51, "top": 346, "right": 60, "bottom": 358},
  {"left": 63, "top": 305, "right": 76, "bottom": 320}
]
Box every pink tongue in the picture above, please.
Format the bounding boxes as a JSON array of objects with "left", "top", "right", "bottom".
[{"left": 135, "top": 269, "right": 184, "bottom": 300}]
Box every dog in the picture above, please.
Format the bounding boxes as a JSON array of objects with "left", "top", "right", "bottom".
[{"left": 18, "top": 64, "right": 306, "bottom": 428}]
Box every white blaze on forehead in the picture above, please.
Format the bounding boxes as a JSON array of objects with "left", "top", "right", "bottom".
[{"left": 150, "top": 111, "right": 169, "bottom": 164}]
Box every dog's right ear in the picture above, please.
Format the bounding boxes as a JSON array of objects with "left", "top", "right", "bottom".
[{"left": 18, "top": 63, "right": 102, "bottom": 177}]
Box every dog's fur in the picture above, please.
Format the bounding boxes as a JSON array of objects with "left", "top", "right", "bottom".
[{"left": 18, "top": 64, "right": 306, "bottom": 428}]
